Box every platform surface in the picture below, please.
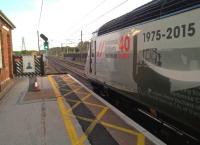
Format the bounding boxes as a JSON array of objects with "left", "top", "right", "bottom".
[
  {"left": 0, "top": 75, "right": 165, "bottom": 145},
  {"left": 48, "top": 74, "right": 166, "bottom": 145},
  {"left": 0, "top": 77, "right": 70, "bottom": 145}
]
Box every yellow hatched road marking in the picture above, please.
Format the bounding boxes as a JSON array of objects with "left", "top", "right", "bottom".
[
  {"left": 66, "top": 81, "right": 77, "bottom": 85},
  {"left": 75, "top": 92, "right": 89, "bottom": 96},
  {"left": 80, "top": 101, "right": 106, "bottom": 108},
  {"left": 48, "top": 75, "right": 84, "bottom": 145},
  {"left": 100, "top": 121, "right": 139, "bottom": 135},
  {"left": 65, "top": 99, "right": 106, "bottom": 108},
  {"left": 67, "top": 113, "right": 137, "bottom": 133},
  {"left": 62, "top": 76, "right": 75, "bottom": 83},
  {"left": 49, "top": 75, "right": 145, "bottom": 145},
  {"left": 76, "top": 107, "right": 109, "bottom": 145},
  {"left": 66, "top": 113, "right": 141, "bottom": 136},
  {"left": 62, "top": 78, "right": 80, "bottom": 88},
  {"left": 59, "top": 88, "right": 71, "bottom": 92},
  {"left": 62, "top": 87, "right": 82, "bottom": 97},
  {"left": 103, "top": 122, "right": 145, "bottom": 145},
  {"left": 62, "top": 75, "right": 72, "bottom": 80},
  {"left": 69, "top": 114, "right": 145, "bottom": 145},
  {"left": 66, "top": 93, "right": 91, "bottom": 113},
  {"left": 66, "top": 74, "right": 146, "bottom": 145},
  {"left": 68, "top": 114, "right": 94, "bottom": 122}
]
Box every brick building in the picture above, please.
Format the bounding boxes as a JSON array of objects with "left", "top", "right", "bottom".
[{"left": 0, "top": 11, "right": 15, "bottom": 92}]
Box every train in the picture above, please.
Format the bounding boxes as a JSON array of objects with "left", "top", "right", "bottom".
[{"left": 85, "top": 0, "right": 200, "bottom": 139}]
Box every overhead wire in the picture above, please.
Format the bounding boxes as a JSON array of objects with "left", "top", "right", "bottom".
[
  {"left": 83, "top": 0, "right": 128, "bottom": 28},
  {"left": 80, "top": 0, "right": 107, "bottom": 22},
  {"left": 37, "top": 0, "right": 44, "bottom": 52},
  {"left": 69, "top": 0, "right": 128, "bottom": 38},
  {"left": 66, "top": 0, "right": 107, "bottom": 34},
  {"left": 38, "top": 0, "right": 44, "bottom": 30}
]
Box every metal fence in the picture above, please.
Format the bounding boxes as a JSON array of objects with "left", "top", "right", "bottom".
[{"left": 63, "top": 53, "right": 88, "bottom": 62}]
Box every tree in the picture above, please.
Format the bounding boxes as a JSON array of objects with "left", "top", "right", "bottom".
[{"left": 77, "top": 41, "right": 90, "bottom": 53}]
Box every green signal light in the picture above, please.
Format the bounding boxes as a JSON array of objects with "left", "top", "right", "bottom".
[{"left": 44, "top": 41, "right": 49, "bottom": 50}]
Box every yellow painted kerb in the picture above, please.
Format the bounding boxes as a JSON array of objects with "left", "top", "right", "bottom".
[
  {"left": 48, "top": 75, "right": 84, "bottom": 145},
  {"left": 48, "top": 75, "right": 145, "bottom": 145}
]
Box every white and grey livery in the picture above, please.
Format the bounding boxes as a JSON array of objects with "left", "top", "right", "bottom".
[{"left": 85, "top": 0, "right": 200, "bottom": 138}]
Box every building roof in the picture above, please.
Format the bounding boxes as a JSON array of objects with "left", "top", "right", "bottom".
[{"left": 0, "top": 10, "right": 15, "bottom": 29}]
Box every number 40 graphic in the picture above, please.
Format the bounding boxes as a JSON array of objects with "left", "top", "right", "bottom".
[{"left": 119, "top": 35, "right": 130, "bottom": 52}]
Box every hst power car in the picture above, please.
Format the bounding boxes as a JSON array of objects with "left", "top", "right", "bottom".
[{"left": 85, "top": 0, "right": 200, "bottom": 137}]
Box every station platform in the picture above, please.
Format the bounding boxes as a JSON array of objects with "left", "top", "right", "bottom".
[
  {"left": 0, "top": 74, "right": 166, "bottom": 145},
  {"left": 48, "top": 74, "right": 166, "bottom": 145}
]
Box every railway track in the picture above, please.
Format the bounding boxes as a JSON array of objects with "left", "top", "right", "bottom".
[
  {"left": 47, "top": 56, "right": 92, "bottom": 89},
  {"left": 47, "top": 56, "right": 199, "bottom": 145},
  {"left": 62, "top": 58, "right": 85, "bottom": 70},
  {"left": 47, "top": 56, "right": 86, "bottom": 78}
]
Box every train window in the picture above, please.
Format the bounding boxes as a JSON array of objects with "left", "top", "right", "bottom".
[
  {"left": 141, "top": 48, "right": 160, "bottom": 66},
  {"left": 139, "top": 48, "right": 200, "bottom": 71},
  {"left": 159, "top": 48, "right": 200, "bottom": 71}
]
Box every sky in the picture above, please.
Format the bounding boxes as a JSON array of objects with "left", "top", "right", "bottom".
[{"left": 1, "top": 0, "right": 151, "bottom": 51}]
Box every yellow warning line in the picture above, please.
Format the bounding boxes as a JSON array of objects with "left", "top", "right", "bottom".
[
  {"left": 63, "top": 79, "right": 85, "bottom": 89},
  {"left": 69, "top": 114, "right": 145, "bottom": 145},
  {"left": 49, "top": 75, "right": 145, "bottom": 145},
  {"left": 68, "top": 114, "right": 94, "bottom": 122},
  {"left": 76, "top": 107, "right": 109, "bottom": 145},
  {"left": 59, "top": 88, "right": 71, "bottom": 92},
  {"left": 62, "top": 76, "right": 75, "bottom": 83},
  {"left": 65, "top": 105, "right": 145, "bottom": 145},
  {"left": 67, "top": 113, "right": 140, "bottom": 136},
  {"left": 63, "top": 75, "right": 145, "bottom": 145},
  {"left": 75, "top": 92, "right": 89, "bottom": 96},
  {"left": 81, "top": 101, "right": 106, "bottom": 108},
  {"left": 100, "top": 121, "right": 139, "bottom": 135},
  {"left": 65, "top": 98, "right": 106, "bottom": 108},
  {"left": 62, "top": 75, "right": 71, "bottom": 80},
  {"left": 62, "top": 78, "right": 80, "bottom": 87},
  {"left": 48, "top": 76, "right": 61, "bottom": 96},
  {"left": 66, "top": 93, "right": 91, "bottom": 113},
  {"left": 57, "top": 97, "right": 81, "bottom": 145},
  {"left": 67, "top": 82, "right": 77, "bottom": 85},
  {"left": 137, "top": 133, "right": 145, "bottom": 145},
  {"left": 62, "top": 87, "right": 82, "bottom": 97},
  {"left": 48, "top": 75, "right": 84, "bottom": 145}
]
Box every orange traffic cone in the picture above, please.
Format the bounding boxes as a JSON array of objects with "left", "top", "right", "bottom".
[{"left": 33, "top": 81, "right": 40, "bottom": 91}]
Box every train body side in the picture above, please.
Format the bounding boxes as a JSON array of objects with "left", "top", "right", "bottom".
[{"left": 85, "top": 8, "right": 200, "bottom": 134}]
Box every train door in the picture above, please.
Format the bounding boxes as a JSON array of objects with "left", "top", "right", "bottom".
[
  {"left": 89, "top": 40, "right": 96, "bottom": 75},
  {"left": 89, "top": 42, "right": 92, "bottom": 73},
  {"left": 133, "top": 35, "right": 138, "bottom": 80}
]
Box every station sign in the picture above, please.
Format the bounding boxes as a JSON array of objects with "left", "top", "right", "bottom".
[{"left": 22, "top": 56, "right": 35, "bottom": 73}]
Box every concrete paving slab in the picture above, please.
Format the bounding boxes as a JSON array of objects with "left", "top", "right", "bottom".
[{"left": 0, "top": 77, "right": 73, "bottom": 145}]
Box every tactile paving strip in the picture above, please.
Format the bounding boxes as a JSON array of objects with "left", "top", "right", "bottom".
[
  {"left": 48, "top": 74, "right": 157, "bottom": 145},
  {"left": 52, "top": 75, "right": 119, "bottom": 145}
]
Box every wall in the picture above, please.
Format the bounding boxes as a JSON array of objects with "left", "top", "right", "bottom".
[{"left": 0, "top": 18, "right": 13, "bottom": 91}]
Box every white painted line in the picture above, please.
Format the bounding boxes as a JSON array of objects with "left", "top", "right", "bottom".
[{"left": 68, "top": 74, "right": 167, "bottom": 145}]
